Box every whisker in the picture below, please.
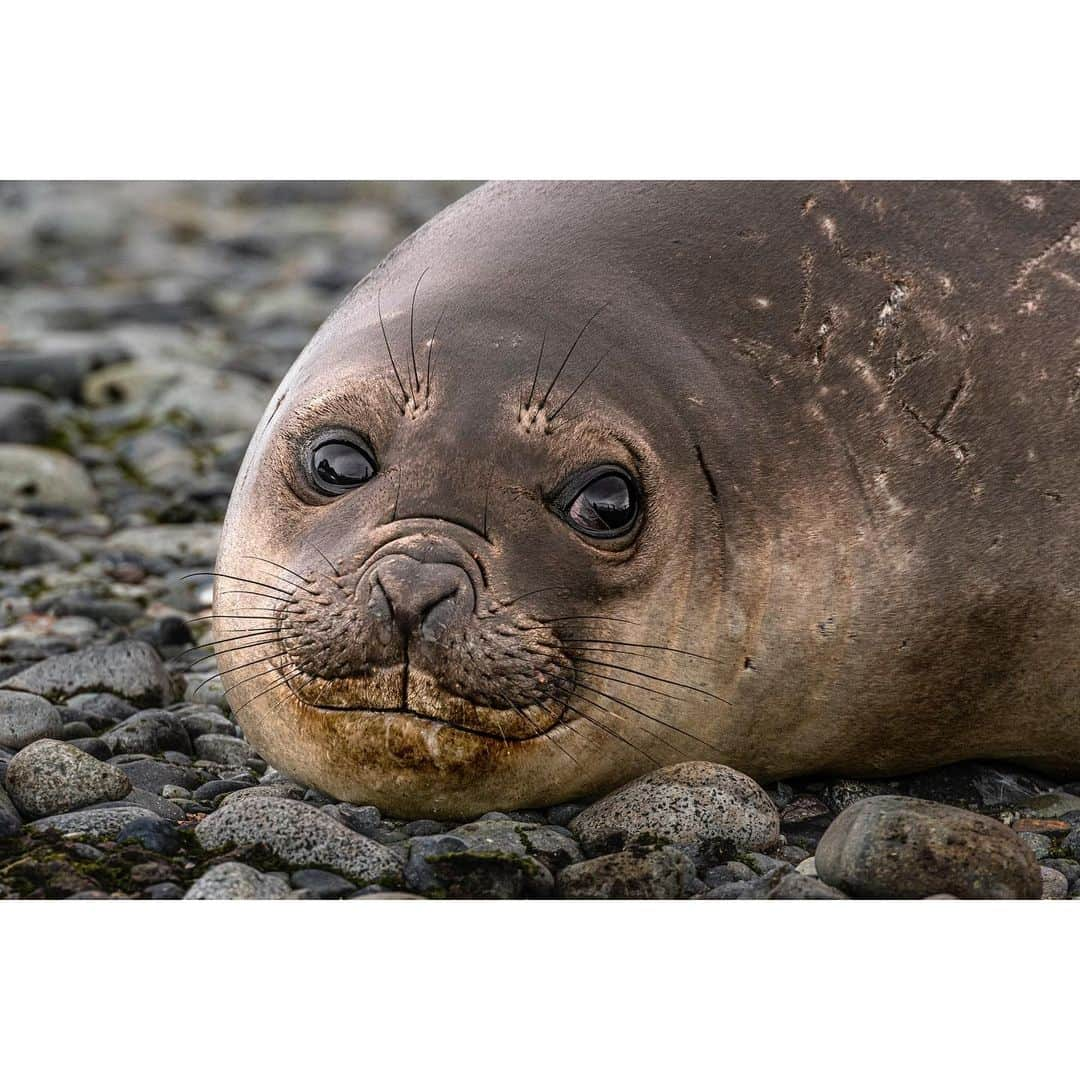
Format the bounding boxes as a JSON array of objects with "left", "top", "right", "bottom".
[
  {"left": 309, "top": 541, "right": 341, "bottom": 577},
  {"left": 185, "top": 614, "right": 288, "bottom": 625},
  {"left": 524, "top": 328, "right": 547, "bottom": 413},
  {"left": 493, "top": 690, "right": 580, "bottom": 767},
  {"left": 182, "top": 572, "right": 295, "bottom": 597},
  {"left": 501, "top": 585, "right": 572, "bottom": 608},
  {"left": 568, "top": 653, "right": 728, "bottom": 702},
  {"left": 233, "top": 666, "right": 304, "bottom": 713},
  {"left": 241, "top": 555, "right": 315, "bottom": 586},
  {"left": 378, "top": 289, "right": 409, "bottom": 410},
  {"left": 549, "top": 679, "right": 684, "bottom": 757},
  {"left": 535, "top": 302, "right": 609, "bottom": 414},
  {"left": 563, "top": 637, "right": 722, "bottom": 663},
  {"left": 549, "top": 691, "right": 660, "bottom": 766},
  {"left": 539, "top": 614, "right": 642, "bottom": 627},
  {"left": 217, "top": 589, "right": 298, "bottom": 604},
  {"left": 547, "top": 347, "right": 611, "bottom": 422},
  {"left": 558, "top": 673, "right": 726, "bottom": 753},
  {"left": 425, "top": 302, "right": 447, "bottom": 399},
  {"left": 409, "top": 267, "right": 430, "bottom": 395}
]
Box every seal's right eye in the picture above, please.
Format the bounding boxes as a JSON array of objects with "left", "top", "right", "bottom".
[{"left": 309, "top": 439, "right": 377, "bottom": 495}]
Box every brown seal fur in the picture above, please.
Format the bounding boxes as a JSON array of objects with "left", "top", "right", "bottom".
[{"left": 214, "top": 181, "right": 1080, "bottom": 818}]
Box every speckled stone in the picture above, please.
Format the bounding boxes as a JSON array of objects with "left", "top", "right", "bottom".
[
  {"left": 28, "top": 804, "right": 162, "bottom": 840},
  {"left": 815, "top": 796, "right": 1042, "bottom": 899},
  {"left": 568, "top": 761, "right": 780, "bottom": 858},
  {"left": 185, "top": 861, "right": 291, "bottom": 899},
  {"left": 194, "top": 795, "right": 403, "bottom": 886},
  {"left": 4, "top": 738, "right": 131, "bottom": 818},
  {"left": 0, "top": 641, "right": 175, "bottom": 708},
  {"left": 1040, "top": 865, "right": 1069, "bottom": 900},
  {"left": 556, "top": 847, "right": 697, "bottom": 899},
  {"left": 0, "top": 690, "right": 65, "bottom": 749}
]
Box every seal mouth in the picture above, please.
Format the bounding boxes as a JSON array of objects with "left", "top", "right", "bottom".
[{"left": 282, "top": 667, "right": 571, "bottom": 742}]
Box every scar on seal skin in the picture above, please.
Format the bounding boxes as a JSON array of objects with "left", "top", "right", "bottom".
[{"left": 212, "top": 181, "right": 1080, "bottom": 819}]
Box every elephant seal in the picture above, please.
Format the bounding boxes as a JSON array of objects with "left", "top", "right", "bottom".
[{"left": 213, "top": 181, "right": 1080, "bottom": 819}]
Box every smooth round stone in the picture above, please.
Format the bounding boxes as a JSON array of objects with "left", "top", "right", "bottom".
[
  {"left": 184, "top": 862, "right": 291, "bottom": 900},
  {"left": 0, "top": 641, "right": 175, "bottom": 708},
  {"left": 194, "top": 795, "right": 404, "bottom": 887},
  {"left": 796, "top": 857, "right": 818, "bottom": 877},
  {"left": 0, "top": 388, "right": 54, "bottom": 444},
  {"left": 65, "top": 692, "right": 138, "bottom": 723},
  {"left": 815, "top": 796, "right": 1042, "bottom": 899},
  {"left": 4, "top": 738, "right": 131, "bottom": 818},
  {"left": 191, "top": 778, "right": 252, "bottom": 802},
  {"left": 768, "top": 873, "right": 847, "bottom": 899},
  {"left": 117, "top": 816, "right": 181, "bottom": 856},
  {"left": 104, "top": 524, "right": 221, "bottom": 565},
  {"left": 0, "top": 445, "right": 98, "bottom": 511},
  {"left": 291, "top": 868, "right": 355, "bottom": 898},
  {"left": 0, "top": 532, "right": 81, "bottom": 569},
  {"left": 569, "top": 761, "right": 780, "bottom": 858},
  {"left": 0, "top": 786, "right": 23, "bottom": 837},
  {"left": 1061, "top": 829, "right": 1080, "bottom": 861},
  {"left": 192, "top": 733, "right": 258, "bottom": 768},
  {"left": 102, "top": 709, "right": 192, "bottom": 755},
  {"left": 144, "top": 882, "right": 185, "bottom": 900},
  {"left": 326, "top": 803, "right": 381, "bottom": 837},
  {"left": 1040, "top": 865, "right": 1069, "bottom": 900},
  {"left": 556, "top": 847, "right": 698, "bottom": 900},
  {"left": 118, "top": 758, "right": 201, "bottom": 794},
  {"left": 0, "top": 689, "right": 64, "bottom": 749}
]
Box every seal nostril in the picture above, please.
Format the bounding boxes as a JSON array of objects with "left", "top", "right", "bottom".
[{"left": 371, "top": 558, "right": 470, "bottom": 641}]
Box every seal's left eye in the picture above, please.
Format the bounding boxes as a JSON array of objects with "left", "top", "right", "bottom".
[
  {"left": 310, "top": 440, "right": 376, "bottom": 495},
  {"left": 559, "top": 467, "right": 640, "bottom": 538}
]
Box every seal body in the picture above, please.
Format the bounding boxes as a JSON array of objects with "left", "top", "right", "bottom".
[{"left": 215, "top": 181, "right": 1080, "bottom": 818}]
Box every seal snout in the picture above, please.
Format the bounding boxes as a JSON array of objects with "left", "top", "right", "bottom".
[{"left": 369, "top": 555, "right": 473, "bottom": 643}]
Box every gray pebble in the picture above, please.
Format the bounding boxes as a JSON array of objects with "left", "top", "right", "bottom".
[
  {"left": 185, "top": 861, "right": 291, "bottom": 900},
  {"left": 0, "top": 689, "right": 64, "bottom": 749},
  {"left": 4, "top": 738, "right": 131, "bottom": 818}
]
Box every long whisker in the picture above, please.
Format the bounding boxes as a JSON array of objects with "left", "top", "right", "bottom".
[
  {"left": 233, "top": 666, "right": 304, "bottom": 713},
  {"left": 186, "top": 614, "right": 288, "bottom": 625},
  {"left": 493, "top": 690, "right": 580, "bottom": 767},
  {"left": 548, "top": 691, "right": 660, "bottom": 766},
  {"left": 558, "top": 672, "right": 726, "bottom": 753},
  {"left": 539, "top": 614, "right": 642, "bottom": 627},
  {"left": 241, "top": 555, "right": 315, "bottom": 585},
  {"left": 535, "top": 302, "right": 609, "bottom": 414},
  {"left": 568, "top": 653, "right": 728, "bottom": 701},
  {"left": 547, "top": 347, "right": 611, "bottom": 422},
  {"left": 182, "top": 572, "right": 295, "bottom": 597},
  {"left": 524, "top": 328, "right": 547, "bottom": 413},
  {"left": 425, "top": 302, "right": 447, "bottom": 399},
  {"left": 176, "top": 629, "right": 284, "bottom": 660},
  {"left": 549, "top": 679, "right": 684, "bottom": 757},
  {"left": 217, "top": 589, "right": 298, "bottom": 605},
  {"left": 309, "top": 541, "right": 341, "bottom": 577},
  {"left": 501, "top": 585, "right": 572, "bottom": 608},
  {"left": 409, "top": 267, "right": 430, "bottom": 395},
  {"left": 378, "top": 289, "right": 409, "bottom": 410},
  {"left": 563, "top": 637, "right": 722, "bottom": 663}
]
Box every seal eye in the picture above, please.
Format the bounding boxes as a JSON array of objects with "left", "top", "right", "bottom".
[
  {"left": 309, "top": 439, "right": 376, "bottom": 495},
  {"left": 561, "top": 468, "right": 640, "bottom": 538}
]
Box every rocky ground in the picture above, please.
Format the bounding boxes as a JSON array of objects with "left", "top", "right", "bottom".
[{"left": 2, "top": 181, "right": 1080, "bottom": 899}]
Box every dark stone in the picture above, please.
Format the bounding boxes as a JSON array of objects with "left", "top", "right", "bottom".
[
  {"left": 102, "top": 709, "right": 193, "bottom": 756},
  {"left": 119, "top": 758, "right": 202, "bottom": 794},
  {"left": 67, "top": 737, "right": 111, "bottom": 760},
  {"left": 192, "top": 778, "right": 254, "bottom": 802},
  {"left": 403, "top": 819, "right": 446, "bottom": 837},
  {"left": 144, "top": 882, "right": 185, "bottom": 900},
  {"left": 291, "top": 868, "right": 355, "bottom": 898},
  {"left": 117, "top": 816, "right": 181, "bottom": 855}
]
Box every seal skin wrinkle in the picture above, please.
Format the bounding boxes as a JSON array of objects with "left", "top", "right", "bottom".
[{"left": 213, "top": 181, "right": 1080, "bottom": 819}]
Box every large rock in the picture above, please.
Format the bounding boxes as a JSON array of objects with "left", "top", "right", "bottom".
[
  {"left": 4, "top": 738, "right": 131, "bottom": 819},
  {"left": 0, "top": 445, "right": 98, "bottom": 511},
  {"left": 569, "top": 761, "right": 780, "bottom": 859},
  {"left": 0, "top": 689, "right": 64, "bottom": 749},
  {"left": 815, "top": 795, "right": 1042, "bottom": 899},
  {"left": 556, "top": 847, "right": 698, "bottom": 899},
  {"left": 28, "top": 804, "right": 161, "bottom": 840},
  {"left": 194, "top": 795, "right": 403, "bottom": 887},
  {"left": 185, "top": 862, "right": 291, "bottom": 900},
  {"left": 0, "top": 641, "right": 176, "bottom": 708}
]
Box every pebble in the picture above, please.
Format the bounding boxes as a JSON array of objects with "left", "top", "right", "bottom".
[
  {"left": 767, "top": 874, "right": 847, "bottom": 900},
  {"left": 192, "top": 733, "right": 257, "bottom": 768},
  {"left": 0, "top": 786, "right": 23, "bottom": 837},
  {"left": 194, "top": 795, "right": 404, "bottom": 886},
  {"left": 116, "top": 816, "right": 181, "bottom": 855},
  {"left": 145, "top": 882, "right": 185, "bottom": 900},
  {"left": 0, "top": 445, "right": 99, "bottom": 512},
  {"left": 569, "top": 761, "right": 780, "bottom": 860},
  {"left": 4, "top": 738, "right": 132, "bottom": 818},
  {"left": 1040, "top": 866, "right": 1069, "bottom": 900},
  {"left": 556, "top": 847, "right": 698, "bottom": 899},
  {"left": 191, "top": 778, "right": 252, "bottom": 802},
  {"left": 1018, "top": 832, "right": 1053, "bottom": 859},
  {"left": 0, "top": 689, "right": 65, "bottom": 749},
  {"left": 185, "top": 861, "right": 291, "bottom": 900},
  {"left": 0, "top": 388, "right": 54, "bottom": 444},
  {"left": 815, "top": 795, "right": 1042, "bottom": 899},
  {"left": 28, "top": 804, "right": 163, "bottom": 840},
  {"left": 0, "top": 640, "right": 176, "bottom": 707},
  {"left": 65, "top": 692, "right": 138, "bottom": 723},
  {"left": 102, "top": 709, "right": 193, "bottom": 756},
  {"left": 291, "top": 868, "right": 356, "bottom": 898},
  {"left": 118, "top": 758, "right": 202, "bottom": 794}
]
